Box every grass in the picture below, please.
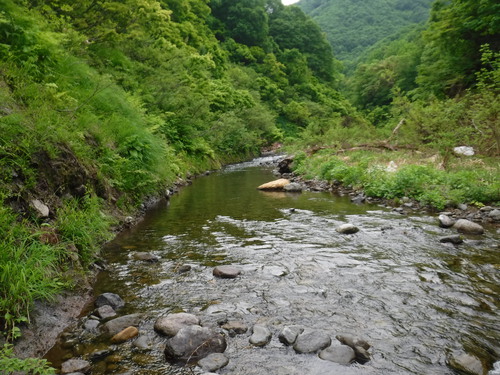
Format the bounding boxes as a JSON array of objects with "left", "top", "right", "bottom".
[{"left": 292, "top": 149, "right": 500, "bottom": 210}]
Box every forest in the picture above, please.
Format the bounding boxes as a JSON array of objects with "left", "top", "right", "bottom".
[{"left": 0, "top": 0, "right": 498, "bottom": 371}]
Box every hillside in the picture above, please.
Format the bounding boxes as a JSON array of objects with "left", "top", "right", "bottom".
[{"left": 298, "top": 0, "right": 434, "bottom": 69}]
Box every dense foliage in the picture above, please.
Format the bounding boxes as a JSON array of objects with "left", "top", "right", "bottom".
[{"left": 298, "top": 0, "right": 434, "bottom": 69}]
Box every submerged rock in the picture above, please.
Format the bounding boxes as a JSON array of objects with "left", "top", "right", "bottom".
[
  {"left": 164, "top": 325, "right": 227, "bottom": 362},
  {"left": 453, "top": 219, "right": 484, "bottom": 235},
  {"left": 154, "top": 313, "right": 200, "bottom": 337},
  {"left": 60, "top": 358, "right": 91, "bottom": 374},
  {"left": 293, "top": 330, "right": 331, "bottom": 354},
  {"left": 447, "top": 352, "right": 485, "bottom": 375},
  {"left": 319, "top": 344, "right": 356, "bottom": 365},
  {"left": 198, "top": 353, "right": 229, "bottom": 372},
  {"left": 111, "top": 326, "right": 139, "bottom": 344},
  {"left": 249, "top": 325, "right": 272, "bottom": 347},
  {"left": 132, "top": 252, "right": 159, "bottom": 262}
]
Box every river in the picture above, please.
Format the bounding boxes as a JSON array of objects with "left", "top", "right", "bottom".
[{"left": 46, "top": 156, "right": 500, "bottom": 374}]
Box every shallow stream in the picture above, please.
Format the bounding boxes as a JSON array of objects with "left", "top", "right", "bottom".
[{"left": 46, "top": 157, "right": 500, "bottom": 374}]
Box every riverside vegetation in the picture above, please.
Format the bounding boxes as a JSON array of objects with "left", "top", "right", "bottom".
[{"left": 0, "top": 0, "right": 498, "bottom": 372}]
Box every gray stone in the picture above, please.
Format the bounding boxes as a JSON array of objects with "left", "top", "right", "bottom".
[
  {"left": 96, "top": 305, "right": 117, "bottom": 320},
  {"left": 249, "top": 325, "right": 272, "bottom": 347},
  {"left": 31, "top": 199, "right": 50, "bottom": 218},
  {"left": 83, "top": 319, "right": 99, "bottom": 332},
  {"left": 164, "top": 325, "right": 227, "bottom": 362},
  {"left": 448, "top": 352, "right": 485, "bottom": 375},
  {"left": 133, "top": 334, "right": 153, "bottom": 350},
  {"left": 221, "top": 321, "right": 248, "bottom": 335},
  {"left": 61, "top": 359, "right": 91, "bottom": 374},
  {"left": 453, "top": 219, "right": 484, "bottom": 235},
  {"left": 336, "top": 224, "right": 359, "bottom": 234},
  {"left": 335, "top": 335, "right": 371, "bottom": 363},
  {"left": 458, "top": 203, "right": 468, "bottom": 211},
  {"left": 293, "top": 330, "right": 331, "bottom": 354},
  {"left": 453, "top": 146, "right": 474, "bottom": 156},
  {"left": 213, "top": 265, "right": 242, "bottom": 279},
  {"left": 283, "top": 182, "right": 303, "bottom": 192},
  {"left": 489, "top": 209, "right": 500, "bottom": 221},
  {"left": 439, "top": 235, "right": 464, "bottom": 245},
  {"left": 319, "top": 345, "right": 356, "bottom": 365},
  {"left": 95, "top": 293, "right": 125, "bottom": 310},
  {"left": 132, "top": 252, "right": 159, "bottom": 262},
  {"left": 438, "top": 214, "right": 456, "bottom": 228},
  {"left": 278, "top": 325, "right": 304, "bottom": 346},
  {"left": 102, "top": 314, "right": 143, "bottom": 336},
  {"left": 198, "top": 353, "right": 229, "bottom": 372},
  {"left": 90, "top": 350, "right": 111, "bottom": 361},
  {"left": 350, "top": 194, "right": 365, "bottom": 204},
  {"left": 154, "top": 313, "right": 200, "bottom": 337}
]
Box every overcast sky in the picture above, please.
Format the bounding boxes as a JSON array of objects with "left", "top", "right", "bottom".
[{"left": 282, "top": 0, "right": 300, "bottom": 5}]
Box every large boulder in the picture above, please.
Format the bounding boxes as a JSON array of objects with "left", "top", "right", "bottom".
[
  {"left": 154, "top": 313, "right": 200, "bottom": 337},
  {"left": 164, "top": 325, "right": 227, "bottom": 362},
  {"left": 453, "top": 219, "right": 484, "bottom": 235},
  {"left": 257, "top": 179, "right": 290, "bottom": 191}
]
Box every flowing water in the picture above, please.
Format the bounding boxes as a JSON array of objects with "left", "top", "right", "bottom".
[{"left": 46, "top": 157, "right": 500, "bottom": 374}]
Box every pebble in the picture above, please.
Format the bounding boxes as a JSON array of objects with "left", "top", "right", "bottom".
[{"left": 111, "top": 326, "right": 139, "bottom": 344}]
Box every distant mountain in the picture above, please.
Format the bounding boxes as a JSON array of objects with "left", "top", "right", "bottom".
[{"left": 297, "top": 0, "right": 434, "bottom": 68}]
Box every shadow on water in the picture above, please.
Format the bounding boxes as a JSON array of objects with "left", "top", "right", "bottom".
[{"left": 46, "top": 157, "right": 500, "bottom": 374}]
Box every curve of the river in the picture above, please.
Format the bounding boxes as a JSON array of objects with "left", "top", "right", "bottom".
[{"left": 47, "top": 156, "right": 500, "bottom": 375}]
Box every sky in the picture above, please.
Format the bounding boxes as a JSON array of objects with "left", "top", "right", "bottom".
[{"left": 282, "top": 0, "right": 300, "bottom": 4}]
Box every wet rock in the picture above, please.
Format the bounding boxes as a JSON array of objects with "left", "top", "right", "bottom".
[
  {"left": 453, "top": 219, "right": 484, "bottom": 235},
  {"left": 132, "top": 252, "right": 159, "bottom": 262},
  {"left": 154, "top": 313, "right": 200, "bottom": 337},
  {"left": 102, "top": 314, "right": 143, "bottom": 336},
  {"left": 319, "top": 344, "right": 356, "bottom": 365},
  {"left": 221, "top": 321, "right": 248, "bottom": 335},
  {"left": 489, "top": 209, "right": 500, "bottom": 221},
  {"left": 439, "top": 214, "right": 456, "bottom": 228},
  {"left": 336, "top": 223, "right": 359, "bottom": 234},
  {"left": 133, "top": 334, "right": 153, "bottom": 350},
  {"left": 83, "top": 319, "right": 99, "bottom": 332},
  {"left": 283, "top": 182, "right": 303, "bottom": 192},
  {"left": 164, "top": 325, "right": 227, "bottom": 362},
  {"left": 448, "top": 352, "right": 485, "bottom": 375},
  {"left": 257, "top": 178, "right": 290, "bottom": 190},
  {"left": 439, "top": 235, "right": 464, "bottom": 245},
  {"left": 90, "top": 349, "right": 111, "bottom": 361},
  {"left": 249, "top": 325, "right": 272, "bottom": 347},
  {"left": 293, "top": 330, "right": 331, "bottom": 354},
  {"left": 277, "top": 157, "right": 293, "bottom": 174},
  {"left": 176, "top": 264, "right": 192, "bottom": 273},
  {"left": 31, "top": 199, "right": 50, "bottom": 218},
  {"left": 198, "top": 353, "right": 229, "bottom": 372},
  {"left": 278, "top": 325, "right": 304, "bottom": 346},
  {"left": 61, "top": 358, "right": 91, "bottom": 374},
  {"left": 111, "top": 326, "right": 139, "bottom": 344},
  {"left": 95, "top": 293, "right": 125, "bottom": 310},
  {"left": 350, "top": 194, "right": 365, "bottom": 204},
  {"left": 96, "top": 305, "right": 117, "bottom": 320},
  {"left": 335, "top": 335, "right": 371, "bottom": 363},
  {"left": 213, "top": 265, "right": 242, "bottom": 279}
]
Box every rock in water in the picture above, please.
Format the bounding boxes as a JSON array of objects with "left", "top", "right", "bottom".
[
  {"left": 198, "top": 353, "right": 229, "bottom": 372},
  {"left": 111, "top": 326, "right": 139, "bottom": 343},
  {"left": 257, "top": 178, "right": 290, "bottom": 190},
  {"left": 448, "top": 352, "right": 485, "bottom": 375},
  {"left": 102, "top": 314, "right": 143, "bottom": 336},
  {"left": 95, "top": 293, "right": 125, "bottom": 310},
  {"left": 154, "top": 313, "right": 200, "bottom": 337},
  {"left": 336, "top": 224, "right": 359, "bottom": 234},
  {"left": 283, "top": 182, "right": 303, "bottom": 192},
  {"left": 279, "top": 325, "right": 304, "bottom": 346},
  {"left": 319, "top": 345, "right": 356, "bottom": 365},
  {"left": 249, "top": 325, "right": 272, "bottom": 347},
  {"left": 60, "top": 359, "right": 91, "bottom": 374},
  {"left": 213, "top": 265, "right": 242, "bottom": 279},
  {"left": 293, "top": 330, "right": 331, "bottom": 354},
  {"left": 164, "top": 325, "right": 226, "bottom": 362},
  {"left": 439, "top": 235, "right": 464, "bottom": 245},
  {"left": 438, "top": 214, "right": 456, "bottom": 228},
  {"left": 453, "top": 219, "right": 484, "bottom": 235}
]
